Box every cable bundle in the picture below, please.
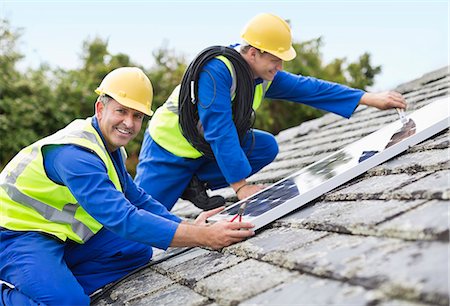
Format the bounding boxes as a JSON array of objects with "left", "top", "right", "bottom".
[{"left": 179, "top": 46, "right": 255, "bottom": 159}]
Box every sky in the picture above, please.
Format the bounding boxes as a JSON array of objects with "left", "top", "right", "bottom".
[{"left": 1, "top": 0, "right": 448, "bottom": 91}]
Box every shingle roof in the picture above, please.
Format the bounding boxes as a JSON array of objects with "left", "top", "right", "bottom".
[{"left": 93, "top": 66, "right": 449, "bottom": 306}]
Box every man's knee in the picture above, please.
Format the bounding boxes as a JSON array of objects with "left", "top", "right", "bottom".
[
  {"left": 130, "top": 243, "right": 153, "bottom": 265},
  {"left": 108, "top": 241, "right": 152, "bottom": 270},
  {"left": 266, "top": 136, "right": 279, "bottom": 162},
  {"left": 259, "top": 132, "right": 279, "bottom": 164},
  {"left": 246, "top": 131, "right": 279, "bottom": 173}
]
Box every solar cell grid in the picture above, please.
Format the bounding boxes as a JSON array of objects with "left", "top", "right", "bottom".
[{"left": 208, "top": 97, "right": 449, "bottom": 230}]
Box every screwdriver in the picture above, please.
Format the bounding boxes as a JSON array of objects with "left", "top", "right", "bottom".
[{"left": 396, "top": 108, "right": 408, "bottom": 124}]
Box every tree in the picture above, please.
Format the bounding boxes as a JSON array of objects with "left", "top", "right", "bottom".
[
  {"left": 347, "top": 53, "right": 381, "bottom": 89},
  {"left": 148, "top": 43, "right": 187, "bottom": 109},
  {"left": 0, "top": 19, "right": 58, "bottom": 168},
  {"left": 52, "top": 37, "right": 147, "bottom": 174},
  {"left": 0, "top": 19, "right": 23, "bottom": 97},
  {"left": 0, "top": 18, "right": 381, "bottom": 174},
  {"left": 125, "top": 44, "right": 187, "bottom": 175},
  {"left": 52, "top": 39, "right": 188, "bottom": 174},
  {"left": 53, "top": 37, "right": 137, "bottom": 120}
]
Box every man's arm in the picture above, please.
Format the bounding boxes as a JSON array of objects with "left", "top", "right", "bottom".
[
  {"left": 197, "top": 59, "right": 253, "bottom": 184},
  {"left": 44, "top": 145, "right": 180, "bottom": 250},
  {"left": 359, "top": 91, "right": 407, "bottom": 110},
  {"left": 45, "top": 145, "right": 253, "bottom": 249},
  {"left": 267, "top": 71, "right": 407, "bottom": 116},
  {"left": 124, "top": 164, "right": 254, "bottom": 248},
  {"left": 170, "top": 207, "right": 255, "bottom": 249},
  {"left": 266, "top": 71, "right": 364, "bottom": 118},
  {"left": 230, "top": 179, "right": 264, "bottom": 201}
]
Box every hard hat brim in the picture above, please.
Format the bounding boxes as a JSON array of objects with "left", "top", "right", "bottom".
[
  {"left": 114, "top": 95, "right": 154, "bottom": 117},
  {"left": 269, "top": 46, "right": 297, "bottom": 62},
  {"left": 95, "top": 89, "right": 153, "bottom": 116}
]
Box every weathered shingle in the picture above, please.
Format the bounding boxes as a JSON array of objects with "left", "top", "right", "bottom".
[
  {"left": 242, "top": 275, "right": 382, "bottom": 306},
  {"left": 93, "top": 66, "right": 449, "bottom": 306},
  {"left": 194, "top": 259, "right": 296, "bottom": 306}
]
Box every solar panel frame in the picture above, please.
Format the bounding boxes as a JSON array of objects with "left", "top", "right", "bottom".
[{"left": 207, "top": 97, "right": 450, "bottom": 230}]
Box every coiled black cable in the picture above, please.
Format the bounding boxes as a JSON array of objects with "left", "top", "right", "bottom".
[{"left": 179, "top": 46, "right": 255, "bottom": 159}]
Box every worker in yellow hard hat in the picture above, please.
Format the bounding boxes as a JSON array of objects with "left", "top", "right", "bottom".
[
  {"left": 134, "top": 13, "right": 407, "bottom": 212},
  {"left": 0, "top": 67, "right": 255, "bottom": 305}
]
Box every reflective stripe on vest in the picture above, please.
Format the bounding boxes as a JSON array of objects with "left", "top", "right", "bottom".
[
  {"left": 149, "top": 56, "right": 272, "bottom": 158},
  {"left": 0, "top": 117, "right": 123, "bottom": 243}
]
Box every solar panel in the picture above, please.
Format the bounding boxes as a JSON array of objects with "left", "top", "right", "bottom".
[{"left": 208, "top": 97, "right": 449, "bottom": 230}]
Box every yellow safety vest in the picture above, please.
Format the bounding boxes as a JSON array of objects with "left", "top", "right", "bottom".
[
  {"left": 149, "top": 56, "right": 272, "bottom": 158},
  {"left": 0, "top": 117, "right": 124, "bottom": 243}
]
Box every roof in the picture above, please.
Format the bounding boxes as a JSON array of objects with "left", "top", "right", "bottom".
[{"left": 93, "top": 66, "right": 449, "bottom": 306}]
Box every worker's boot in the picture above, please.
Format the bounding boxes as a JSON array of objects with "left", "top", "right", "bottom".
[{"left": 181, "top": 176, "right": 225, "bottom": 210}]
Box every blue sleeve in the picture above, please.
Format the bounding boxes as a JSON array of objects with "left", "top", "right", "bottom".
[
  {"left": 266, "top": 71, "right": 365, "bottom": 119},
  {"left": 43, "top": 145, "right": 181, "bottom": 250},
  {"left": 197, "top": 58, "right": 252, "bottom": 184}
]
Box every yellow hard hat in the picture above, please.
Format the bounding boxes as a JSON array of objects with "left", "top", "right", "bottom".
[
  {"left": 241, "top": 13, "right": 296, "bottom": 62},
  {"left": 95, "top": 67, "right": 154, "bottom": 116}
]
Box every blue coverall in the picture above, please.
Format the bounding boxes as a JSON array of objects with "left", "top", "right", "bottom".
[
  {"left": 135, "top": 58, "right": 364, "bottom": 210},
  {"left": 0, "top": 117, "right": 181, "bottom": 306}
]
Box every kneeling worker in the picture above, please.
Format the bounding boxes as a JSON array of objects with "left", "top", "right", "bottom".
[
  {"left": 134, "top": 13, "right": 407, "bottom": 211},
  {"left": 0, "top": 67, "right": 253, "bottom": 305}
]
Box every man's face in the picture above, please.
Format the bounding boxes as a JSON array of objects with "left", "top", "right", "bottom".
[
  {"left": 96, "top": 99, "right": 144, "bottom": 152},
  {"left": 250, "top": 49, "right": 283, "bottom": 81}
]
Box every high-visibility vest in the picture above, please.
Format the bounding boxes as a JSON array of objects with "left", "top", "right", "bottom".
[
  {"left": 149, "top": 56, "right": 272, "bottom": 158},
  {"left": 0, "top": 117, "right": 125, "bottom": 244}
]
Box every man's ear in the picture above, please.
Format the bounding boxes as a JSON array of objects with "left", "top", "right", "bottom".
[
  {"left": 245, "top": 47, "right": 259, "bottom": 64},
  {"left": 249, "top": 47, "right": 258, "bottom": 59},
  {"left": 95, "top": 101, "right": 104, "bottom": 120}
]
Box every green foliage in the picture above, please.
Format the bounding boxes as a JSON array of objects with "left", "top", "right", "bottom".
[
  {"left": 54, "top": 37, "right": 138, "bottom": 120},
  {"left": 347, "top": 53, "right": 382, "bottom": 89},
  {"left": 0, "top": 20, "right": 60, "bottom": 167},
  {"left": 0, "top": 19, "right": 382, "bottom": 174},
  {"left": 148, "top": 43, "right": 187, "bottom": 110},
  {"left": 254, "top": 37, "right": 381, "bottom": 134},
  {"left": 125, "top": 44, "right": 187, "bottom": 176},
  {"left": 0, "top": 19, "right": 23, "bottom": 94}
]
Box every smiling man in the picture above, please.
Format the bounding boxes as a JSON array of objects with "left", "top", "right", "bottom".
[
  {"left": 96, "top": 97, "right": 144, "bottom": 151},
  {"left": 0, "top": 67, "right": 254, "bottom": 306},
  {"left": 134, "top": 13, "right": 407, "bottom": 212}
]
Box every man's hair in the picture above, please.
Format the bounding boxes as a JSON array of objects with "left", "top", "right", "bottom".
[
  {"left": 97, "top": 94, "right": 112, "bottom": 106},
  {"left": 239, "top": 43, "right": 253, "bottom": 54},
  {"left": 239, "top": 43, "right": 264, "bottom": 56}
]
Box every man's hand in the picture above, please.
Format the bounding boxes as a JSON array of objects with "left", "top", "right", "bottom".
[
  {"left": 193, "top": 206, "right": 224, "bottom": 225},
  {"left": 231, "top": 180, "right": 265, "bottom": 200},
  {"left": 236, "top": 184, "right": 265, "bottom": 200},
  {"left": 202, "top": 221, "right": 255, "bottom": 249},
  {"left": 171, "top": 207, "right": 255, "bottom": 249},
  {"left": 360, "top": 91, "right": 407, "bottom": 110}
]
